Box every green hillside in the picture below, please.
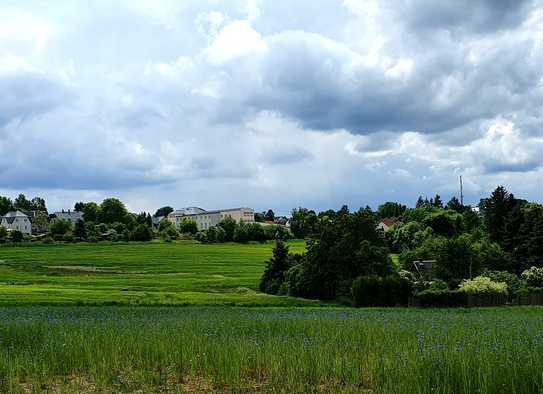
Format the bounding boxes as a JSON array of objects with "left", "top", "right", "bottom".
[{"left": 0, "top": 240, "right": 318, "bottom": 306}]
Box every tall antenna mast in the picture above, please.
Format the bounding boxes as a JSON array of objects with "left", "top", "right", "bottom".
[{"left": 460, "top": 175, "right": 464, "bottom": 206}]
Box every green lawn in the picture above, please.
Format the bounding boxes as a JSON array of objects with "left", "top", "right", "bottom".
[{"left": 0, "top": 240, "right": 319, "bottom": 306}]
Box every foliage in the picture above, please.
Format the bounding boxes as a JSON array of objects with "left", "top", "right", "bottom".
[
  {"left": 457, "top": 276, "right": 508, "bottom": 295},
  {"left": 352, "top": 275, "right": 411, "bottom": 307},
  {"left": 289, "top": 207, "right": 392, "bottom": 300},
  {"left": 10, "top": 230, "right": 23, "bottom": 243},
  {"left": 290, "top": 207, "right": 318, "bottom": 238},
  {"left": 0, "top": 226, "right": 7, "bottom": 243},
  {"left": 161, "top": 225, "right": 179, "bottom": 240},
  {"left": 179, "top": 218, "right": 198, "bottom": 235},
  {"left": 81, "top": 202, "right": 101, "bottom": 222},
  {"left": 73, "top": 219, "right": 87, "bottom": 240},
  {"left": 154, "top": 206, "right": 174, "bottom": 218},
  {"left": 378, "top": 202, "right": 406, "bottom": 219},
  {"left": 481, "top": 270, "right": 521, "bottom": 293},
  {"left": 260, "top": 241, "right": 291, "bottom": 294},
  {"left": 434, "top": 236, "right": 477, "bottom": 285},
  {"left": 513, "top": 204, "right": 543, "bottom": 273},
  {"left": 100, "top": 198, "right": 129, "bottom": 224},
  {"left": 416, "top": 289, "right": 467, "bottom": 307},
  {"left": 479, "top": 186, "right": 523, "bottom": 246},
  {"left": 422, "top": 210, "right": 462, "bottom": 237},
  {"left": 32, "top": 212, "right": 49, "bottom": 234},
  {"left": 0, "top": 193, "right": 48, "bottom": 214},
  {"left": 49, "top": 219, "right": 73, "bottom": 237},
  {"left": 129, "top": 224, "right": 153, "bottom": 241},
  {"left": 521, "top": 266, "right": 543, "bottom": 288},
  {"left": 0, "top": 196, "right": 13, "bottom": 216}
]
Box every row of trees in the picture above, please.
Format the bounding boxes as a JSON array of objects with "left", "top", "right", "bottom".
[
  {"left": 195, "top": 217, "right": 292, "bottom": 243},
  {"left": 0, "top": 194, "right": 47, "bottom": 216}
]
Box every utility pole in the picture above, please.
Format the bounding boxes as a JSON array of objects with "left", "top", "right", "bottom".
[{"left": 460, "top": 175, "right": 464, "bottom": 206}]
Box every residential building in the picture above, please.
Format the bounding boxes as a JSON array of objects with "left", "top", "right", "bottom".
[
  {"left": 168, "top": 207, "right": 255, "bottom": 231},
  {"left": 377, "top": 218, "right": 396, "bottom": 232},
  {"left": 52, "top": 210, "right": 83, "bottom": 225},
  {"left": 0, "top": 211, "right": 32, "bottom": 234}
]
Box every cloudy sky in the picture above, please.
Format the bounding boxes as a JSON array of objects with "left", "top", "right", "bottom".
[{"left": 1, "top": 0, "right": 543, "bottom": 214}]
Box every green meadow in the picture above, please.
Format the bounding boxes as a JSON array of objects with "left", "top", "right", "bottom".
[{"left": 0, "top": 240, "right": 316, "bottom": 306}]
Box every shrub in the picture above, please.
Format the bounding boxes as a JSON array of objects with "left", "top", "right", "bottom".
[
  {"left": 521, "top": 267, "right": 543, "bottom": 288},
  {"left": 0, "top": 226, "right": 8, "bottom": 243},
  {"left": 352, "top": 275, "right": 411, "bottom": 307},
  {"left": 457, "top": 276, "right": 508, "bottom": 295},
  {"left": 49, "top": 219, "right": 72, "bottom": 237},
  {"left": 481, "top": 270, "right": 521, "bottom": 293},
  {"left": 10, "top": 230, "right": 24, "bottom": 243},
  {"left": 63, "top": 233, "right": 75, "bottom": 243},
  {"left": 161, "top": 225, "right": 179, "bottom": 240},
  {"left": 179, "top": 219, "right": 198, "bottom": 235},
  {"left": 130, "top": 224, "right": 153, "bottom": 242},
  {"left": 416, "top": 289, "right": 467, "bottom": 307}
]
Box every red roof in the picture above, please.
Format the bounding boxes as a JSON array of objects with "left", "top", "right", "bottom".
[{"left": 380, "top": 218, "right": 396, "bottom": 227}]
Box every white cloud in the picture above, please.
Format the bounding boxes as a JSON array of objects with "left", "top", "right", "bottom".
[
  {"left": 1, "top": 0, "right": 543, "bottom": 213},
  {"left": 205, "top": 20, "right": 267, "bottom": 64}
]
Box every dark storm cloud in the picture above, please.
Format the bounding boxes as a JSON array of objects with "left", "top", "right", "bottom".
[{"left": 398, "top": 0, "right": 535, "bottom": 34}]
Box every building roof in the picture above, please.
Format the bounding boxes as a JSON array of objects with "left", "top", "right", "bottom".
[
  {"left": 53, "top": 211, "right": 83, "bottom": 220},
  {"left": 380, "top": 218, "right": 396, "bottom": 227},
  {"left": 1, "top": 210, "right": 29, "bottom": 224},
  {"left": 170, "top": 207, "right": 253, "bottom": 217}
]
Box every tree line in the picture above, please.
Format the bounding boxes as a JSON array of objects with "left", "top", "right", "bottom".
[{"left": 260, "top": 186, "right": 543, "bottom": 306}]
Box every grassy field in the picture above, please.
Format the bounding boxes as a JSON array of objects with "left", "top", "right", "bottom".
[
  {"left": 0, "top": 240, "right": 318, "bottom": 306},
  {"left": 1, "top": 306, "right": 543, "bottom": 393}
]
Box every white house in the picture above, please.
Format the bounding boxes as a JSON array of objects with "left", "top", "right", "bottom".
[
  {"left": 377, "top": 218, "right": 396, "bottom": 232},
  {"left": 0, "top": 211, "right": 32, "bottom": 234},
  {"left": 168, "top": 207, "right": 255, "bottom": 231}
]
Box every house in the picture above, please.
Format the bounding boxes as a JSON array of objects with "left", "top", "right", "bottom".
[
  {"left": 377, "top": 218, "right": 396, "bottom": 232},
  {"left": 52, "top": 210, "right": 83, "bottom": 225},
  {"left": 168, "top": 207, "right": 255, "bottom": 231},
  {"left": 0, "top": 211, "right": 32, "bottom": 234}
]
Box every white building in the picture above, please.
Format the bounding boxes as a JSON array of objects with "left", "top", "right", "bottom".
[
  {"left": 168, "top": 207, "right": 255, "bottom": 231},
  {"left": 0, "top": 211, "right": 32, "bottom": 234}
]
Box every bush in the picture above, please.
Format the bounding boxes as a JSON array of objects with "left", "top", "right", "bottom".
[
  {"left": 49, "top": 219, "right": 73, "bottom": 237},
  {"left": 352, "top": 275, "right": 411, "bottom": 307},
  {"left": 161, "top": 225, "right": 179, "bottom": 240},
  {"left": 416, "top": 289, "right": 467, "bottom": 307},
  {"left": 481, "top": 270, "right": 521, "bottom": 293},
  {"left": 0, "top": 226, "right": 8, "bottom": 243},
  {"left": 130, "top": 224, "right": 153, "bottom": 242},
  {"left": 457, "top": 276, "right": 508, "bottom": 295},
  {"left": 63, "top": 233, "right": 75, "bottom": 243},
  {"left": 10, "top": 230, "right": 24, "bottom": 243},
  {"left": 521, "top": 267, "right": 543, "bottom": 288}
]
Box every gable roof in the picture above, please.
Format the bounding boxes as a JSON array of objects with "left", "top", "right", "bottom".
[
  {"left": 380, "top": 218, "right": 396, "bottom": 227},
  {"left": 1, "top": 210, "right": 29, "bottom": 224}
]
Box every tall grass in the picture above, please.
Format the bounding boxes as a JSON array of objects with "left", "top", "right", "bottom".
[{"left": 1, "top": 306, "right": 543, "bottom": 392}]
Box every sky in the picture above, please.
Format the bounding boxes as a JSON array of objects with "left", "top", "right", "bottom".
[{"left": 1, "top": 0, "right": 542, "bottom": 215}]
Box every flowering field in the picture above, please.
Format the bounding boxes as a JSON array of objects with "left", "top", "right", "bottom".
[
  {"left": 0, "top": 240, "right": 312, "bottom": 306},
  {"left": 1, "top": 306, "right": 543, "bottom": 393}
]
